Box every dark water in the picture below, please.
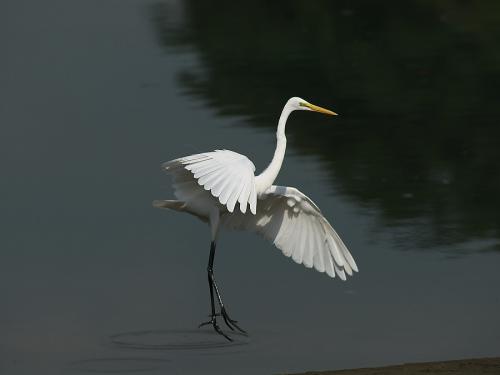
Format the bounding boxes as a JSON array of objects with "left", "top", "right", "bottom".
[{"left": 1, "top": 1, "right": 499, "bottom": 374}]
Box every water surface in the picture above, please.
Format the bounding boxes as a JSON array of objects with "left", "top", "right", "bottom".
[{"left": 1, "top": 1, "right": 499, "bottom": 374}]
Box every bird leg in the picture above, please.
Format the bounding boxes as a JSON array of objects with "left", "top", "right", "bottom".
[
  {"left": 209, "top": 266, "right": 247, "bottom": 335},
  {"left": 198, "top": 241, "right": 246, "bottom": 340},
  {"left": 199, "top": 241, "right": 229, "bottom": 340}
]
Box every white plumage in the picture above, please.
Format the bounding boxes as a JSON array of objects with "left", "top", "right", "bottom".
[
  {"left": 154, "top": 97, "right": 358, "bottom": 340},
  {"left": 162, "top": 150, "right": 257, "bottom": 214},
  {"left": 222, "top": 185, "right": 357, "bottom": 279}
]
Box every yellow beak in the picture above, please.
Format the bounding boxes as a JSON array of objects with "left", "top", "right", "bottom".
[{"left": 304, "top": 102, "right": 338, "bottom": 116}]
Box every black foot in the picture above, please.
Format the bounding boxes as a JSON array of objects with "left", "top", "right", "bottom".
[
  {"left": 221, "top": 307, "right": 247, "bottom": 335},
  {"left": 199, "top": 315, "right": 232, "bottom": 341}
]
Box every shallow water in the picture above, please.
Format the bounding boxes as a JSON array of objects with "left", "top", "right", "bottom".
[{"left": 1, "top": 1, "right": 500, "bottom": 374}]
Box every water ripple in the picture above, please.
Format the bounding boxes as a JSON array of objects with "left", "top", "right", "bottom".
[
  {"left": 69, "top": 357, "right": 170, "bottom": 373},
  {"left": 109, "top": 329, "right": 249, "bottom": 351}
]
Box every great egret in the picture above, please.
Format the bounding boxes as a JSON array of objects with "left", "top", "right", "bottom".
[{"left": 154, "top": 97, "right": 358, "bottom": 340}]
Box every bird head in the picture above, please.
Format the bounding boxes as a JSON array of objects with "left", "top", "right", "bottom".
[{"left": 287, "top": 97, "right": 337, "bottom": 116}]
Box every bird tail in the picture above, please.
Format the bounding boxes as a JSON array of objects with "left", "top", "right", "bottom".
[
  {"left": 153, "top": 199, "right": 208, "bottom": 223},
  {"left": 152, "top": 200, "right": 185, "bottom": 211}
]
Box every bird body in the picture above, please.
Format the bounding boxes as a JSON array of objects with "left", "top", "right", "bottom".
[{"left": 154, "top": 97, "right": 358, "bottom": 340}]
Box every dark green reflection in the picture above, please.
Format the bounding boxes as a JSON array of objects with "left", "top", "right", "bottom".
[{"left": 151, "top": 1, "right": 500, "bottom": 251}]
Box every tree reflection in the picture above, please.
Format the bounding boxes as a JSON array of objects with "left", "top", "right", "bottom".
[{"left": 151, "top": 0, "right": 500, "bottom": 252}]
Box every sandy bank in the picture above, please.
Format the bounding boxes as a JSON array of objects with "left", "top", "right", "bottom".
[{"left": 290, "top": 357, "right": 500, "bottom": 375}]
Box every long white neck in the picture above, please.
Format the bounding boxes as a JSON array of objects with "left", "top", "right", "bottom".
[{"left": 255, "top": 105, "right": 293, "bottom": 194}]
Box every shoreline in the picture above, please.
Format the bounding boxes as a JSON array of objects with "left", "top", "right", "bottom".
[{"left": 289, "top": 357, "right": 500, "bottom": 375}]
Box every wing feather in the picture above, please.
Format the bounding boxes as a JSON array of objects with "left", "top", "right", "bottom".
[
  {"left": 326, "top": 234, "right": 344, "bottom": 269},
  {"left": 238, "top": 178, "right": 252, "bottom": 214},
  {"left": 279, "top": 214, "right": 294, "bottom": 257},
  {"left": 300, "top": 220, "right": 314, "bottom": 268},
  {"left": 220, "top": 173, "right": 242, "bottom": 211},
  {"left": 249, "top": 183, "right": 257, "bottom": 214},
  {"left": 223, "top": 185, "right": 358, "bottom": 280},
  {"left": 225, "top": 170, "right": 244, "bottom": 211},
  {"left": 313, "top": 231, "right": 326, "bottom": 273},
  {"left": 212, "top": 173, "right": 232, "bottom": 198},
  {"left": 323, "top": 244, "right": 335, "bottom": 278},
  {"left": 163, "top": 150, "right": 257, "bottom": 213},
  {"left": 291, "top": 215, "right": 305, "bottom": 265},
  {"left": 193, "top": 164, "right": 224, "bottom": 179},
  {"left": 205, "top": 171, "right": 227, "bottom": 192}
]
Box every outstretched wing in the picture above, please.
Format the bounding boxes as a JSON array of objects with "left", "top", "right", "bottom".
[
  {"left": 223, "top": 185, "right": 358, "bottom": 279},
  {"left": 162, "top": 150, "right": 257, "bottom": 214}
]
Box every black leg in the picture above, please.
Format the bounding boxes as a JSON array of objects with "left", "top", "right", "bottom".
[
  {"left": 198, "top": 241, "right": 246, "bottom": 340},
  {"left": 207, "top": 241, "right": 217, "bottom": 318},
  {"left": 210, "top": 272, "right": 247, "bottom": 334},
  {"left": 198, "top": 241, "right": 231, "bottom": 341}
]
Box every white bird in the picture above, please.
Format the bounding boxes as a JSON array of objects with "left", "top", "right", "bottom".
[{"left": 154, "top": 97, "right": 358, "bottom": 340}]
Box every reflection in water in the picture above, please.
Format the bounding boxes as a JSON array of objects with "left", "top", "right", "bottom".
[
  {"left": 110, "top": 329, "right": 249, "bottom": 351},
  {"left": 3, "top": 1, "right": 500, "bottom": 374},
  {"left": 69, "top": 357, "right": 170, "bottom": 373},
  {"left": 150, "top": 1, "right": 500, "bottom": 252}
]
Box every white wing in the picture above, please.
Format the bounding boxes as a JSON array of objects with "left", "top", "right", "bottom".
[
  {"left": 223, "top": 185, "right": 358, "bottom": 279},
  {"left": 162, "top": 150, "right": 257, "bottom": 214}
]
